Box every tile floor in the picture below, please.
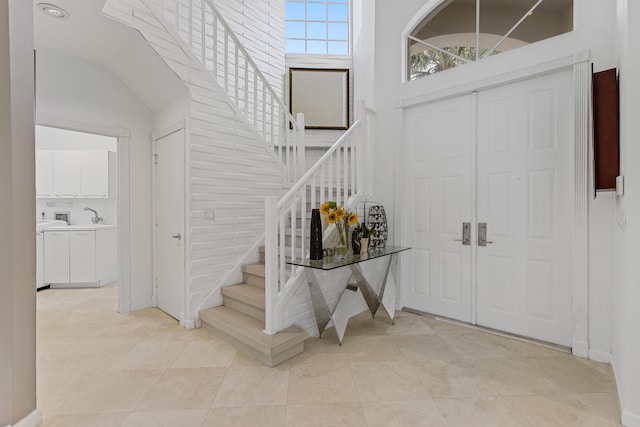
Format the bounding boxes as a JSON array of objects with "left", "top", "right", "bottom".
[{"left": 37, "top": 286, "right": 621, "bottom": 427}]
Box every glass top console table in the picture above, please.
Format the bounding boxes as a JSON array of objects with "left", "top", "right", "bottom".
[{"left": 287, "top": 246, "right": 411, "bottom": 344}]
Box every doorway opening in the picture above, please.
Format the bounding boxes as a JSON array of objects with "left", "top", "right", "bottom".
[{"left": 35, "top": 125, "right": 120, "bottom": 303}]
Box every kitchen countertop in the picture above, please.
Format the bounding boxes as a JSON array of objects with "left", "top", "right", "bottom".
[{"left": 45, "top": 224, "right": 117, "bottom": 231}]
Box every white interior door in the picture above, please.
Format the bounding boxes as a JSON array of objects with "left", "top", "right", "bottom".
[
  {"left": 403, "top": 94, "right": 473, "bottom": 322},
  {"left": 402, "top": 69, "right": 575, "bottom": 346},
  {"left": 476, "top": 69, "right": 574, "bottom": 346},
  {"left": 154, "top": 129, "right": 185, "bottom": 321}
]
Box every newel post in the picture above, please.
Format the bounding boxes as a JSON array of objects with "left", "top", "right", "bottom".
[
  {"left": 296, "top": 113, "right": 306, "bottom": 180},
  {"left": 264, "top": 196, "right": 279, "bottom": 335}
]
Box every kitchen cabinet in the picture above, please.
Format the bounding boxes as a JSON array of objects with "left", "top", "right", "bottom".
[
  {"left": 36, "top": 150, "right": 117, "bottom": 199},
  {"left": 52, "top": 150, "right": 83, "bottom": 197},
  {"left": 43, "top": 225, "right": 117, "bottom": 287},
  {"left": 70, "top": 231, "right": 96, "bottom": 282},
  {"left": 35, "top": 150, "right": 53, "bottom": 197},
  {"left": 44, "top": 231, "right": 70, "bottom": 283},
  {"left": 81, "top": 151, "right": 117, "bottom": 198}
]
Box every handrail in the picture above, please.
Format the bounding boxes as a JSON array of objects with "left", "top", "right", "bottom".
[
  {"left": 277, "top": 121, "right": 361, "bottom": 210},
  {"left": 148, "top": 0, "right": 304, "bottom": 184},
  {"left": 204, "top": 0, "right": 298, "bottom": 127}
]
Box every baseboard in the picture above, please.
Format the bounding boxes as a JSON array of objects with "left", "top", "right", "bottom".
[
  {"left": 9, "top": 408, "right": 42, "bottom": 427},
  {"left": 622, "top": 410, "right": 640, "bottom": 427},
  {"left": 179, "top": 312, "right": 196, "bottom": 329},
  {"left": 572, "top": 339, "right": 589, "bottom": 358},
  {"left": 588, "top": 349, "right": 612, "bottom": 364},
  {"left": 130, "top": 299, "right": 154, "bottom": 312}
]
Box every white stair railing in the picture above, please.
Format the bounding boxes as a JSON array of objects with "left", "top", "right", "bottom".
[
  {"left": 147, "top": 0, "right": 304, "bottom": 183},
  {"left": 264, "top": 102, "right": 375, "bottom": 334}
]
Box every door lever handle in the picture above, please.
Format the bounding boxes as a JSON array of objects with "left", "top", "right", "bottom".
[
  {"left": 477, "top": 223, "right": 493, "bottom": 246},
  {"left": 171, "top": 233, "right": 182, "bottom": 241},
  {"left": 455, "top": 222, "right": 471, "bottom": 245}
]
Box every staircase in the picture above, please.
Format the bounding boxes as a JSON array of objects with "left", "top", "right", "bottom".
[
  {"left": 102, "top": 0, "right": 371, "bottom": 366},
  {"left": 199, "top": 255, "right": 306, "bottom": 367}
]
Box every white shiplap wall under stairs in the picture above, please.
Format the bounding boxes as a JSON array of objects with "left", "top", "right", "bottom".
[{"left": 102, "top": 0, "right": 290, "bottom": 331}]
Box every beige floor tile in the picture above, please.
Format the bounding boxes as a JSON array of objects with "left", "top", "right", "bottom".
[
  {"left": 361, "top": 400, "right": 450, "bottom": 427},
  {"left": 172, "top": 340, "right": 237, "bottom": 368},
  {"left": 439, "top": 332, "right": 514, "bottom": 358},
  {"left": 288, "top": 363, "right": 359, "bottom": 404},
  {"left": 519, "top": 355, "right": 617, "bottom": 393},
  {"left": 134, "top": 367, "right": 226, "bottom": 411},
  {"left": 502, "top": 393, "right": 622, "bottom": 426},
  {"left": 56, "top": 369, "right": 163, "bottom": 414},
  {"left": 571, "top": 392, "right": 621, "bottom": 422},
  {"left": 36, "top": 287, "right": 623, "bottom": 426},
  {"left": 122, "top": 409, "right": 208, "bottom": 427},
  {"left": 411, "top": 359, "right": 499, "bottom": 398},
  {"left": 342, "top": 335, "right": 408, "bottom": 363},
  {"left": 202, "top": 406, "right": 286, "bottom": 427},
  {"left": 212, "top": 366, "right": 289, "bottom": 407},
  {"left": 284, "top": 402, "right": 368, "bottom": 427},
  {"left": 384, "top": 314, "right": 435, "bottom": 335},
  {"left": 108, "top": 341, "right": 187, "bottom": 370},
  {"left": 435, "top": 396, "right": 534, "bottom": 427},
  {"left": 40, "top": 412, "right": 128, "bottom": 427},
  {"left": 392, "top": 334, "right": 461, "bottom": 364},
  {"left": 351, "top": 361, "right": 430, "bottom": 401},
  {"left": 462, "top": 357, "right": 558, "bottom": 396}
]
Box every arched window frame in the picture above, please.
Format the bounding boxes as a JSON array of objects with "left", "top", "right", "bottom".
[{"left": 401, "top": 0, "right": 571, "bottom": 83}]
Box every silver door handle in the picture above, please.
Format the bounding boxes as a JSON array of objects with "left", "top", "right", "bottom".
[
  {"left": 478, "top": 223, "right": 494, "bottom": 246},
  {"left": 171, "top": 233, "right": 181, "bottom": 240},
  {"left": 454, "top": 222, "right": 471, "bottom": 245}
]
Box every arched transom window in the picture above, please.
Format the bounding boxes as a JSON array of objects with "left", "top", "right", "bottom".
[{"left": 407, "top": 0, "right": 573, "bottom": 81}]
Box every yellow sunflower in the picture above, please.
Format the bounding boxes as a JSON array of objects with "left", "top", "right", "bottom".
[
  {"left": 326, "top": 212, "right": 338, "bottom": 224},
  {"left": 335, "top": 207, "right": 346, "bottom": 219},
  {"left": 347, "top": 213, "right": 358, "bottom": 226},
  {"left": 320, "top": 202, "right": 331, "bottom": 215}
]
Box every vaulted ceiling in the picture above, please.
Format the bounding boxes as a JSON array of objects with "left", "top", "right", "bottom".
[{"left": 33, "top": 0, "right": 186, "bottom": 110}]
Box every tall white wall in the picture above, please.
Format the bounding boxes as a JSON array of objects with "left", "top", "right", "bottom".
[
  {"left": 613, "top": 1, "right": 640, "bottom": 424},
  {"left": 0, "top": 0, "right": 38, "bottom": 425},
  {"left": 35, "top": 47, "right": 155, "bottom": 312},
  {"left": 363, "top": 0, "right": 617, "bottom": 360}
]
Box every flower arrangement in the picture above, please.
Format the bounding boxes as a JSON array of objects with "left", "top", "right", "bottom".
[{"left": 320, "top": 201, "right": 357, "bottom": 257}]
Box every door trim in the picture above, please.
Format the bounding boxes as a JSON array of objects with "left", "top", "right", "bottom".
[{"left": 395, "top": 51, "right": 591, "bottom": 357}]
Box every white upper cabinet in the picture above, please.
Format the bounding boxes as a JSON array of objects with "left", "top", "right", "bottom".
[
  {"left": 81, "top": 151, "right": 109, "bottom": 198},
  {"left": 37, "top": 150, "right": 117, "bottom": 199},
  {"left": 35, "top": 150, "right": 53, "bottom": 197},
  {"left": 52, "top": 150, "right": 83, "bottom": 197}
]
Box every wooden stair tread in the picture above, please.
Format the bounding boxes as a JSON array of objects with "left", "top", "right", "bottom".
[
  {"left": 222, "top": 283, "right": 265, "bottom": 309},
  {"left": 199, "top": 306, "right": 306, "bottom": 358}
]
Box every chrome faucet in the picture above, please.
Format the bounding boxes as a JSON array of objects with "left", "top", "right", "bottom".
[{"left": 84, "top": 207, "right": 103, "bottom": 224}]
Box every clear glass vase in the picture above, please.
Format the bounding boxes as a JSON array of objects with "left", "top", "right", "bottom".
[{"left": 334, "top": 224, "right": 348, "bottom": 262}]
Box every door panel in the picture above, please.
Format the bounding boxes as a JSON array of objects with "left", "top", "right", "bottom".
[
  {"left": 476, "top": 69, "right": 573, "bottom": 346},
  {"left": 403, "top": 95, "right": 473, "bottom": 322},
  {"left": 155, "top": 129, "right": 185, "bottom": 321}
]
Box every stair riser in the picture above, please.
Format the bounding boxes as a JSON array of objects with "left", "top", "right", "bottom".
[
  {"left": 243, "top": 272, "right": 265, "bottom": 288},
  {"left": 223, "top": 296, "right": 264, "bottom": 322}
]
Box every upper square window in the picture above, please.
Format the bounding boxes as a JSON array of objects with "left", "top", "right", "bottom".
[
  {"left": 286, "top": 0, "right": 350, "bottom": 55},
  {"left": 408, "top": 0, "right": 574, "bottom": 81}
]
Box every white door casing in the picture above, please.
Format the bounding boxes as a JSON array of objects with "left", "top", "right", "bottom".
[
  {"left": 401, "top": 64, "right": 583, "bottom": 348},
  {"left": 154, "top": 127, "right": 186, "bottom": 321},
  {"left": 403, "top": 94, "right": 474, "bottom": 322}
]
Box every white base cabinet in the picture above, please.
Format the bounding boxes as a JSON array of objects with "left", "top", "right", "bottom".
[{"left": 44, "top": 226, "right": 117, "bottom": 287}]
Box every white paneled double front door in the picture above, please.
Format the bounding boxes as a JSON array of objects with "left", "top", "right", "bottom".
[{"left": 403, "top": 69, "right": 574, "bottom": 347}]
